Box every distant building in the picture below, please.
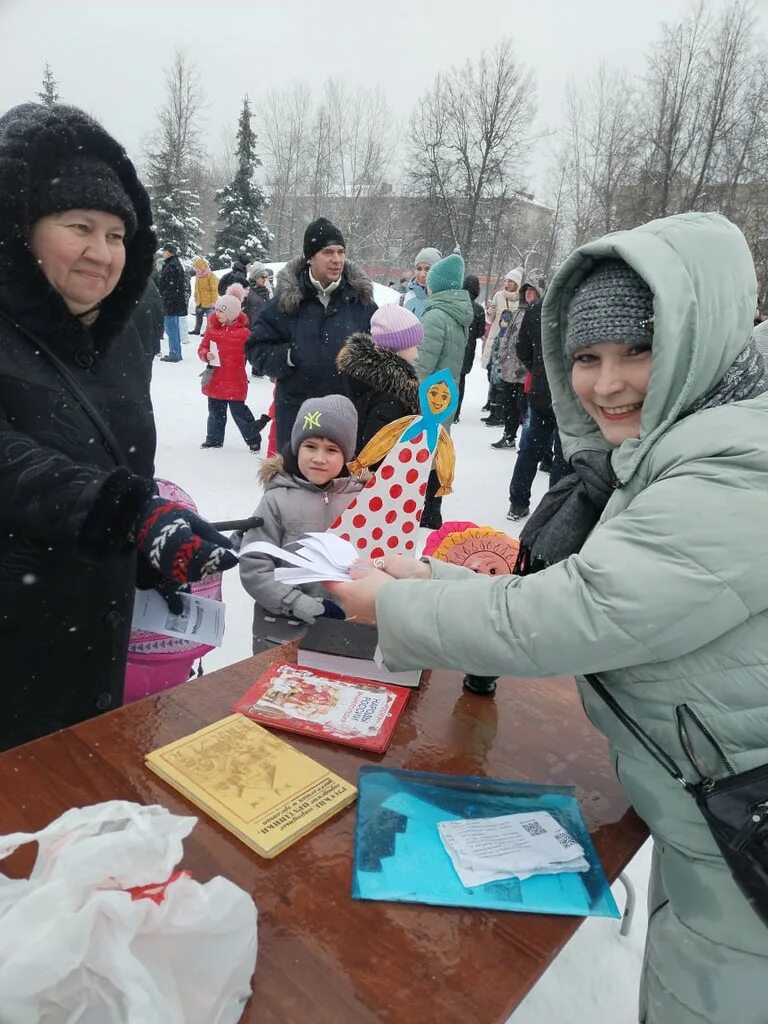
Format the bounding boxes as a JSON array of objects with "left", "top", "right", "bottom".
[{"left": 264, "top": 186, "right": 554, "bottom": 291}]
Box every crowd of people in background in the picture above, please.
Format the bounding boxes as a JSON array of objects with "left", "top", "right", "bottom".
[
  {"left": 150, "top": 220, "right": 661, "bottom": 534},
  {"left": 154, "top": 212, "right": 768, "bottom": 544}
]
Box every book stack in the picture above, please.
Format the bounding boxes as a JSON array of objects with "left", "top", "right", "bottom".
[{"left": 297, "top": 618, "right": 422, "bottom": 689}]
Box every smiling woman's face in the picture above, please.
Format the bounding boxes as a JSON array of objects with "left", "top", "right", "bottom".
[
  {"left": 30, "top": 208, "right": 127, "bottom": 314},
  {"left": 570, "top": 341, "right": 652, "bottom": 445}
]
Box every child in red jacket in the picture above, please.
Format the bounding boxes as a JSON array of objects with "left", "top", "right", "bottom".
[{"left": 198, "top": 295, "right": 268, "bottom": 451}]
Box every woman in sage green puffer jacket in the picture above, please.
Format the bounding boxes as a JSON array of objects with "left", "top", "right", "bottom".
[{"left": 331, "top": 212, "right": 768, "bottom": 1023}]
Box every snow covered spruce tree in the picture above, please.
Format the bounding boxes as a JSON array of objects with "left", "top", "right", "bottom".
[
  {"left": 37, "top": 62, "right": 60, "bottom": 106},
  {"left": 146, "top": 50, "right": 204, "bottom": 258},
  {"left": 211, "top": 95, "right": 271, "bottom": 266},
  {"left": 150, "top": 170, "right": 203, "bottom": 259}
]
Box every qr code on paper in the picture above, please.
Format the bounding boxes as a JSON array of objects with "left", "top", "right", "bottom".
[
  {"left": 554, "top": 829, "right": 576, "bottom": 849},
  {"left": 521, "top": 819, "right": 546, "bottom": 837}
]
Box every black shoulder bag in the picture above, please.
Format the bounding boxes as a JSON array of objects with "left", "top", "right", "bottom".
[{"left": 586, "top": 673, "right": 768, "bottom": 928}]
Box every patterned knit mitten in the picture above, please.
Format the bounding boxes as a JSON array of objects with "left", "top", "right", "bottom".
[{"left": 134, "top": 498, "right": 237, "bottom": 610}]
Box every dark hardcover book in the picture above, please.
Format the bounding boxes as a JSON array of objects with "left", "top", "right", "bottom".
[{"left": 297, "top": 619, "right": 422, "bottom": 689}]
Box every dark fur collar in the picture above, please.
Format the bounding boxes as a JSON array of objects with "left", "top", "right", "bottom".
[
  {"left": 274, "top": 255, "right": 374, "bottom": 314},
  {"left": 0, "top": 103, "right": 156, "bottom": 353},
  {"left": 337, "top": 331, "right": 419, "bottom": 411}
]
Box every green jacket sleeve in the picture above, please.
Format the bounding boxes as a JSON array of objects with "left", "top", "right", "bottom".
[
  {"left": 416, "top": 310, "right": 446, "bottom": 382},
  {"left": 376, "top": 469, "right": 757, "bottom": 676}
]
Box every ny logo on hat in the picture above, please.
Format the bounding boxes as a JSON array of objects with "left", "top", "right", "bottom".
[{"left": 303, "top": 410, "right": 322, "bottom": 429}]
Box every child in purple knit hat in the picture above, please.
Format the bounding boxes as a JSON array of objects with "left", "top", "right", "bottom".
[{"left": 336, "top": 304, "right": 424, "bottom": 452}]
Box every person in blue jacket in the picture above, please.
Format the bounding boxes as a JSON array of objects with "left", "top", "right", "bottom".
[
  {"left": 402, "top": 245, "right": 441, "bottom": 319},
  {"left": 246, "top": 217, "right": 377, "bottom": 449}
]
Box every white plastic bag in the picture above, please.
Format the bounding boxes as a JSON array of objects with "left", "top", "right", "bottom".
[{"left": 0, "top": 801, "right": 258, "bottom": 1024}]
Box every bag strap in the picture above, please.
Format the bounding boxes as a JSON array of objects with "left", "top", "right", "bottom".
[
  {"left": 584, "top": 673, "right": 692, "bottom": 790},
  {"left": 0, "top": 308, "right": 129, "bottom": 467}
]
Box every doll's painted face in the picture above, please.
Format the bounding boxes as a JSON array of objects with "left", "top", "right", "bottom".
[
  {"left": 426, "top": 381, "right": 451, "bottom": 414},
  {"left": 464, "top": 550, "right": 515, "bottom": 575}
]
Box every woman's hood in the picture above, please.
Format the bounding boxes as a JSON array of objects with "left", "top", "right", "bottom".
[
  {"left": 541, "top": 212, "right": 758, "bottom": 483},
  {"left": 0, "top": 103, "right": 155, "bottom": 348}
]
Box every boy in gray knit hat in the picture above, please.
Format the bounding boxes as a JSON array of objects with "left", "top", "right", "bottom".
[
  {"left": 239, "top": 393, "right": 361, "bottom": 651},
  {"left": 290, "top": 394, "right": 358, "bottom": 463}
]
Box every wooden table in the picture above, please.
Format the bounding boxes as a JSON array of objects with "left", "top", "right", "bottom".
[{"left": 0, "top": 653, "right": 648, "bottom": 1023}]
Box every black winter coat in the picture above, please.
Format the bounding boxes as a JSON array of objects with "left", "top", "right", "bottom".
[
  {"left": 243, "top": 284, "right": 269, "bottom": 330},
  {"left": 0, "top": 102, "right": 158, "bottom": 750},
  {"left": 246, "top": 256, "right": 377, "bottom": 448},
  {"left": 217, "top": 263, "right": 249, "bottom": 296},
  {"left": 462, "top": 300, "right": 487, "bottom": 376},
  {"left": 158, "top": 254, "right": 188, "bottom": 315},
  {"left": 515, "top": 298, "right": 552, "bottom": 414},
  {"left": 336, "top": 331, "right": 420, "bottom": 453}
]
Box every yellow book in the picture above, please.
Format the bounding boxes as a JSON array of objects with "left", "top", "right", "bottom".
[{"left": 145, "top": 714, "right": 357, "bottom": 858}]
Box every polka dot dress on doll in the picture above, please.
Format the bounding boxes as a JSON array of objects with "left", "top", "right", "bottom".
[{"left": 330, "top": 369, "right": 458, "bottom": 558}]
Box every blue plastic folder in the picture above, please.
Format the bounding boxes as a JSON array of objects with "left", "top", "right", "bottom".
[{"left": 351, "top": 766, "right": 620, "bottom": 918}]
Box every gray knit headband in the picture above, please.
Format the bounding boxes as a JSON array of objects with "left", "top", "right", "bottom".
[{"left": 565, "top": 259, "right": 654, "bottom": 360}]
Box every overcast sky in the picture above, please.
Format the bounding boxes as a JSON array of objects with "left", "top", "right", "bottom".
[{"left": 2, "top": 0, "right": 766, "bottom": 201}]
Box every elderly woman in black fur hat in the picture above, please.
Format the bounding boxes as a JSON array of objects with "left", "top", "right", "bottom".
[{"left": 0, "top": 103, "right": 237, "bottom": 750}]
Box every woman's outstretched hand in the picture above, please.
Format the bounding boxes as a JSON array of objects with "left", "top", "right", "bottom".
[
  {"left": 327, "top": 557, "right": 430, "bottom": 625},
  {"left": 352, "top": 555, "right": 431, "bottom": 581},
  {"left": 326, "top": 569, "right": 390, "bottom": 625}
]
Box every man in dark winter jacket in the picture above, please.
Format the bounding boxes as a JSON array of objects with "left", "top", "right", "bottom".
[
  {"left": 157, "top": 243, "right": 188, "bottom": 361},
  {"left": 0, "top": 102, "right": 237, "bottom": 750},
  {"left": 246, "top": 217, "right": 377, "bottom": 448},
  {"left": 455, "top": 273, "right": 486, "bottom": 422},
  {"left": 136, "top": 278, "right": 165, "bottom": 358},
  {"left": 217, "top": 259, "right": 249, "bottom": 296},
  {"left": 507, "top": 285, "right": 571, "bottom": 519}
]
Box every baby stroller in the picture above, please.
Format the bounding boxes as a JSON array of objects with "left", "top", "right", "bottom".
[{"left": 124, "top": 480, "right": 261, "bottom": 704}]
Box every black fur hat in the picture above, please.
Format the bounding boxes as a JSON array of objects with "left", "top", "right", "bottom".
[{"left": 30, "top": 155, "right": 137, "bottom": 236}]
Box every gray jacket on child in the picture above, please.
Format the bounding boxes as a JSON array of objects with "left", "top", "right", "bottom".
[{"left": 238, "top": 456, "right": 363, "bottom": 652}]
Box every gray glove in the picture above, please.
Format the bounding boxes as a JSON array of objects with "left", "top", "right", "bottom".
[{"left": 289, "top": 593, "right": 325, "bottom": 624}]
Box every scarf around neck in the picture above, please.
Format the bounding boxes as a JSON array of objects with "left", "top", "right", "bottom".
[{"left": 515, "top": 337, "right": 768, "bottom": 576}]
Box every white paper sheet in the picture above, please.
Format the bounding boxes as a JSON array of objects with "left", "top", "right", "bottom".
[
  {"left": 437, "top": 811, "right": 589, "bottom": 888},
  {"left": 208, "top": 341, "right": 221, "bottom": 366},
  {"left": 131, "top": 591, "right": 226, "bottom": 647},
  {"left": 239, "top": 534, "right": 357, "bottom": 584}
]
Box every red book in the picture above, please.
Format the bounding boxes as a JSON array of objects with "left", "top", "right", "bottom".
[{"left": 232, "top": 661, "right": 410, "bottom": 754}]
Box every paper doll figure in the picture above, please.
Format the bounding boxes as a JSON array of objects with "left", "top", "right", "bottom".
[
  {"left": 423, "top": 521, "right": 520, "bottom": 576},
  {"left": 330, "top": 369, "right": 457, "bottom": 558}
]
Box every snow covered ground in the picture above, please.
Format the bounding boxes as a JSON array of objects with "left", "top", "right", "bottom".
[{"left": 151, "top": 334, "right": 651, "bottom": 1023}]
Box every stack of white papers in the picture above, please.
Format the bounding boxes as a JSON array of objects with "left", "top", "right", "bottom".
[
  {"left": 437, "top": 811, "right": 589, "bottom": 888},
  {"left": 238, "top": 532, "right": 358, "bottom": 584}
]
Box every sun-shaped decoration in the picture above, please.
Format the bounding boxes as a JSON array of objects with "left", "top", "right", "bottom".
[{"left": 423, "top": 521, "right": 520, "bottom": 576}]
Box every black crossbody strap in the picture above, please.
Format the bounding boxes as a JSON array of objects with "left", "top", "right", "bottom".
[
  {"left": 584, "top": 673, "right": 691, "bottom": 789},
  {"left": 0, "top": 308, "right": 129, "bottom": 467}
]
